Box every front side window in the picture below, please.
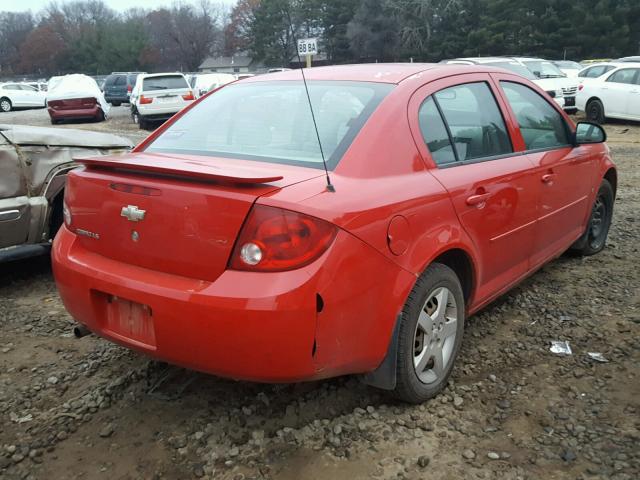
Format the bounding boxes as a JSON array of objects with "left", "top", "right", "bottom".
[
  {"left": 146, "top": 81, "right": 393, "bottom": 169},
  {"left": 501, "top": 81, "right": 570, "bottom": 151},
  {"left": 432, "top": 82, "right": 512, "bottom": 162},
  {"left": 607, "top": 68, "right": 639, "bottom": 85}
]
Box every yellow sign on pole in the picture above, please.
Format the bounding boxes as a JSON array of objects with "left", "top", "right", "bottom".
[{"left": 306, "top": 54, "right": 312, "bottom": 68}]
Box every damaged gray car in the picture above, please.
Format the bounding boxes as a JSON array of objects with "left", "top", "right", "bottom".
[{"left": 0, "top": 125, "right": 132, "bottom": 262}]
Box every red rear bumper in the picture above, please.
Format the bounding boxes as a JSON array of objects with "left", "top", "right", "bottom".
[
  {"left": 48, "top": 105, "right": 101, "bottom": 120},
  {"left": 52, "top": 225, "right": 414, "bottom": 382}
]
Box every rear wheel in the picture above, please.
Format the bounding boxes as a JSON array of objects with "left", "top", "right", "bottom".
[
  {"left": 570, "top": 179, "right": 614, "bottom": 256},
  {"left": 111, "top": 101, "right": 121, "bottom": 107},
  {"left": 138, "top": 116, "right": 148, "bottom": 130},
  {"left": 586, "top": 99, "right": 605, "bottom": 124},
  {"left": 95, "top": 109, "right": 105, "bottom": 122},
  {"left": 0, "top": 97, "right": 12, "bottom": 112},
  {"left": 392, "top": 263, "right": 465, "bottom": 403}
]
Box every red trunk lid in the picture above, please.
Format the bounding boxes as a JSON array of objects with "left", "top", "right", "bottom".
[{"left": 65, "top": 153, "right": 323, "bottom": 281}]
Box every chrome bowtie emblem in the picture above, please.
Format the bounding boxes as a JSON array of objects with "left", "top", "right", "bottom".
[{"left": 120, "top": 205, "right": 146, "bottom": 222}]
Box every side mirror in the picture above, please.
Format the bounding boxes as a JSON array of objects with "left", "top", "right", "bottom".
[
  {"left": 533, "top": 70, "right": 541, "bottom": 78},
  {"left": 574, "top": 122, "right": 606, "bottom": 145}
]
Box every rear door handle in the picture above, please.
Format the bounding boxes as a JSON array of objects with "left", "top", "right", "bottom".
[
  {"left": 466, "top": 192, "right": 492, "bottom": 206},
  {"left": 541, "top": 173, "right": 557, "bottom": 183}
]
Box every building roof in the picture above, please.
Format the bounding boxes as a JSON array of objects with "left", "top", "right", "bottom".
[{"left": 199, "top": 56, "right": 254, "bottom": 69}]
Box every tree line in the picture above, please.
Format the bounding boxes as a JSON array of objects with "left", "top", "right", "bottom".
[{"left": 1, "top": 0, "right": 639, "bottom": 78}]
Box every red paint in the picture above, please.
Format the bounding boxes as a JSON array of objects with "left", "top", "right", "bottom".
[
  {"left": 47, "top": 97, "right": 102, "bottom": 122},
  {"left": 52, "top": 64, "right": 616, "bottom": 382}
]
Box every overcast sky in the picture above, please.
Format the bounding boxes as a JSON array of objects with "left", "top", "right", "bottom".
[{"left": 2, "top": 0, "right": 238, "bottom": 13}]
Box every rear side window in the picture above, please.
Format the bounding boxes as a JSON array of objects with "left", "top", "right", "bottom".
[
  {"left": 500, "top": 82, "right": 570, "bottom": 150},
  {"left": 429, "top": 82, "right": 512, "bottom": 162},
  {"left": 418, "top": 97, "right": 456, "bottom": 165},
  {"left": 143, "top": 75, "right": 189, "bottom": 91},
  {"left": 607, "top": 68, "right": 639, "bottom": 84}
]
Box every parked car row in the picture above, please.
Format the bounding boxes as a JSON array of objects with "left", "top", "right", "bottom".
[{"left": 441, "top": 56, "right": 579, "bottom": 112}]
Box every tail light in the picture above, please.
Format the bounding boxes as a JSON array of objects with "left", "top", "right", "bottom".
[
  {"left": 139, "top": 95, "right": 153, "bottom": 104},
  {"left": 229, "top": 205, "right": 337, "bottom": 272},
  {"left": 182, "top": 91, "right": 195, "bottom": 101},
  {"left": 127, "top": 84, "right": 133, "bottom": 92}
]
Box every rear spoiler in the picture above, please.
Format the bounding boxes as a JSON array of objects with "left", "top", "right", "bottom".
[{"left": 76, "top": 153, "right": 284, "bottom": 185}]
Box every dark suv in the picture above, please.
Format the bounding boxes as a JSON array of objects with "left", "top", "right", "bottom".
[{"left": 103, "top": 72, "right": 144, "bottom": 106}]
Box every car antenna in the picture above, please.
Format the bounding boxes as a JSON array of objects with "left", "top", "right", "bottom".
[{"left": 285, "top": 10, "right": 335, "bottom": 192}]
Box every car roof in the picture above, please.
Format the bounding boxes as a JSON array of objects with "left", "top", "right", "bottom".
[
  {"left": 243, "top": 63, "right": 522, "bottom": 85},
  {"left": 449, "top": 57, "right": 517, "bottom": 64}
]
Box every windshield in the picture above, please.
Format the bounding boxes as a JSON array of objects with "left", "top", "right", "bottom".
[
  {"left": 554, "top": 61, "right": 581, "bottom": 70},
  {"left": 489, "top": 62, "right": 538, "bottom": 80},
  {"left": 146, "top": 80, "right": 393, "bottom": 170},
  {"left": 522, "top": 61, "right": 566, "bottom": 78}
]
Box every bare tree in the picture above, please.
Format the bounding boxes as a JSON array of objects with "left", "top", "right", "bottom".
[{"left": 0, "top": 12, "right": 35, "bottom": 74}]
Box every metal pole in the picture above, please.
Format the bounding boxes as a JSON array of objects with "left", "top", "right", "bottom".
[{"left": 306, "top": 54, "right": 311, "bottom": 68}]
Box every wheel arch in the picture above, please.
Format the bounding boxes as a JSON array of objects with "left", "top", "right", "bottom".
[
  {"left": 430, "top": 248, "right": 476, "bottom": 308},
  {"left": 586, "top": 96, "right": 603, "bottom": 108},
  {"left": 603, "top": 167, "right": 617, "bottom": 197}
]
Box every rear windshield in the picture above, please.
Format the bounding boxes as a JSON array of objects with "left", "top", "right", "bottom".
[
  {"left": 146, "top": 80, "right": 393, "bottom": 169},
  {"left": 142, "top": 75, "right": 189, "bottom": 91}
]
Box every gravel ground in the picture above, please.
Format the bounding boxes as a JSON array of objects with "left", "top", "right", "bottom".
[{"left": 0, "top": 107, "right": 639, "bottom": 480}]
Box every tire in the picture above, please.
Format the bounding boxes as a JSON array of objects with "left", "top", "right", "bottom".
[
  {"left": 95, "top": 110, "right": 105, "bottom": 122},
  {"left": 0, "top": 97, "right": 12, "bottom": 112},
  {"left": 586, "top": 99, "right": 605, "bottom": 124},
  {"left": 49, "top": 194, "right": 64, "bottom": 239},
  {"left": 111, "top": 101, "right": 121, "bottom": 107},
  {"left": 392, "top": 263, "right": 465, "bottom": 403},
  {"left": 139, "top": 117, "right": 148, "bottom": 130},
  {"left": 50, "top": 118, "right": 60, "bottom": 125},
  {"left": 570, "top": 179, "right": 614, "bottom": 256}
]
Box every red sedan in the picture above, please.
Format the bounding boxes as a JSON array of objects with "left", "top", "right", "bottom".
[{"left": 52, "top": 64, "right": 616, "bottom": 403}]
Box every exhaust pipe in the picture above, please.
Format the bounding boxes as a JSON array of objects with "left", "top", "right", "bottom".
[{"left": 73, "top": 325, "right": 92, "bottom": 338}]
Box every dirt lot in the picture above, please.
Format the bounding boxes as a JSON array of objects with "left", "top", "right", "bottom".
[{"left": 1, "top": 107, "right": 639, "bottom": 480}]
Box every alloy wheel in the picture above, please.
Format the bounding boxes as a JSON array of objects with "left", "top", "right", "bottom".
[
  {"left": 0, "top": 100, "right": 11, "bottom": 112},
  {"left": 413, "top": 287, "right": 458, "bottom": 384}
]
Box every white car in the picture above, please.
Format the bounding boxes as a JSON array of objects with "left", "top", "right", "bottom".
[
  {"left": 512, "top": 57, "right": 580, "bottom": 111},
  {"left": 130, "top": 73, "right": 194, "bottom": 129},
  {"left": 441, "top": 57, "right": 567, "bottom": 108},
  {"left": 576, "top": 63, "right": 640, "bottom": 123},
  {"left": 0, "top": 83, "right": 47, "bottom": 112},
  {"left": 576, "top": 63, "right": 619, "bottom": 82},
  {"left": 189, "top": 73, "right": 235, "bottom": 98}
]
